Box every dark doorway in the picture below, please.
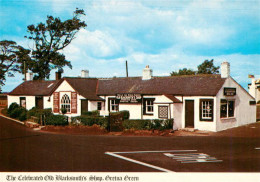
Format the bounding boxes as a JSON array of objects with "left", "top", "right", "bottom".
[
  {"left": 81, "top": 99, "right": 88, "bottom": 114},
  {"left": 35, "top": 96, "right": 43, "bottom": 109},
  {"left": 185, "top": 100, "right": 194, "bottom": 128}
]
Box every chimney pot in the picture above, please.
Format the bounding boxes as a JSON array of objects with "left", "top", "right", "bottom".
[
  {"left": 81, "top": 70, "right": 89, "bottom": 78},
  {"left": 26, "top": 72, "right": 33, "bottom": 81}
]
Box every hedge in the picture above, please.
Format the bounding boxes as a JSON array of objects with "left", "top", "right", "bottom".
[
  {"left": 7, "top": 102, "right": 27, "bottom": 121},
  {"left": 82, "top": 110, "right": 100, "bottom": 116},
  {"left": 27, "top": 107, "right": 68, "bottom": 126},
  {"left": 123, "top": 119, "right": 173, "bottom": 130},
  {"left": 45, "top": 114, "right": 68, "bottom": 126},
  {"left": 71, "top": 116, "right": 108, "bottom": 128},
  {"left": 109, "top": 110, "right": 130, "bottom": 120}
]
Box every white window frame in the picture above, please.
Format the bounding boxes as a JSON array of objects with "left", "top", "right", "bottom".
[
  {"left": 220, "top": 99, "right": 235, "bottom": 118},
  {"left": 110, "top": 99, "right": 118, "bottom": 112},
  {"left": 145, "top": 99, "right": 154, "bottom": 114},
  {"left": 61, "top": 94, "right": 71, "bottom": 113},
  {"left": 201, "top": 100, "right": 213, "bottom": 120}
]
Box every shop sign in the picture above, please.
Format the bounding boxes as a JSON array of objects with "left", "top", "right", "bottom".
[
  {"left": 116, "top": 93, "right": 142, "bottom": 103},
  {"left": 224, "top": 87, "right": 236, "bottom": 96}
]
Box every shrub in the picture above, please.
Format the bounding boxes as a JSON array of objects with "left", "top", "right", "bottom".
[
  {"left": 82, "top": 110, "right": 100, "bottom": 116},
  {"left": 18, "top": 111, "right": 27, "bottom": 121},
  {"left": 71, "top": 116, "right": 108, "bottom": 129},
  {"left": 123, "top": 119, "right": 150, "bottom": 130},
  {"left": 7, "top": 102, "right": 20, "bottom": 114},
  {"left": 45, "top": 115, "right": 68, "bottom": 126},
  {"left": 9, "top": 107, "right": 27, "bottom": 120},
  {"left": 27, "top": 108, "right": 52, "bottom": 123},
  {"left": 123, "top": 119, "right": 174, "bottom": 130}
]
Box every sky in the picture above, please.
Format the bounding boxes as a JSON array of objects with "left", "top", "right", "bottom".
[{"left": 0, "top": 0, "right": 259, "bottom": 92}]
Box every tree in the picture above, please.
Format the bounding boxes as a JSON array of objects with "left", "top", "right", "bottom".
[
  {"left": 25, "top": 8, "right": 87, "bottom": 80},
  {"left": 170, "top": 68, "right": 196, "bottom": 76},
  {"left": 0, "top": 40, "right": 30, "bottom": 91},
  {"left": 170, "top": 59, "right": 220, "bottom": 76},
  {"left": 197, "top": 59, "right": 219, "bottom": 74}
]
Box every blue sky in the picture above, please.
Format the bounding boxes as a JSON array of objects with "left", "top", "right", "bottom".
[{"left": 0, "top": 0, "right": 259, "bottom": 92}]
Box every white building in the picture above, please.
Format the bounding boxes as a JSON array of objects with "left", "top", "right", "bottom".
[
  {"left": 8, "top": 62, "right": 256, "bottom": 132},
  {"left": 248, "top": 76, "right": 260, "bottom": 104}
]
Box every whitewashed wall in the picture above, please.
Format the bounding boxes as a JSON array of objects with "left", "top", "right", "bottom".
[
  {"left": 7, "top": 95, "right": 19, "bottom": 108},
  {"left": 216, "top": 77, "right": 256, "bottom": 131},
  {"left": 7, "top": 95, "right": 36, "bottom": 110},
  {"left": 172, "top": 103, "right": 183, "bottom": 130},
  {"left": 52, "top": 80, "right": 85, "bottom": 117},
  {"left": 43, "top": 96, "right": 52, "bottom": 109},
  {"left": 101, "top": 95, "right": 176, "bottom": 120},
  {"left": 181, "top": 96, "right": 217, "bottom": 132}
]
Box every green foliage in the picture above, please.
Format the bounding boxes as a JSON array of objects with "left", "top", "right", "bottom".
[
  {"left": 197, "top": 59, "right": 219, "bottom": 74},
  {"left": 170, "top": 68, "right": 196, "bottom": 76},
  {"left": 123, "top": 119, "right": 174, "bottom": 130},
  {"left": 170, "top": 59, "right": 219, "bottom": 76},
  {"left": 60, "top": 108, "right": 67, "bottom": 115},
  {"left": 24, "top": 8, "right": 87, "bottom": 80},
  {"left": 9, "top": 107, "right": 27, "bottom": 121},
  {"left": 27, "top": 107, "right": 53, "bottom": 122},
  {"left": 110, "top": 110, "right": 130, "bottom": 120},
  {"left": 82, "top": 110, "right": 100, "bottom": 116},
  {"left": 45, "top": 115, "right": 68, "bottom": 126},
  {"left": 0, "top": 40, "right": 31, "bottom": 91},
  {"left": 71, "top": 116, "right": 108, "bottom": 128},
  {"left": 7, "top": 102, "right": 20, "bottom": 114}
]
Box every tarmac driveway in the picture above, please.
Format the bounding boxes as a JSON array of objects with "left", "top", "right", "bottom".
[{"left": 0, "top": 115, "right": 260, "bottom": 172}]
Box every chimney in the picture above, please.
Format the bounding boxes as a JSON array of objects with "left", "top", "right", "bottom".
[
  {"left": 55, "top": 68, "right": 63, "bottom": 80},
  {"left": 142, "top": 65, "right": 153, "bottom": 80},
  {"left": 248, "top": 75, "right": 256, "bottom": 98},
  {"left": 81, "top": 70, "right": 89, "bottom": 78},
  {"left": 221, "top": 61, "right": 230, "bottom": 78},
  {"left": 26, "top": 72, "right": 33, "bottom": 81}
]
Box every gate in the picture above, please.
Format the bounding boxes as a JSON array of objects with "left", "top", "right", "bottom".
[{"left": 108, "top": 112, "right": 124, "bottom": 132}]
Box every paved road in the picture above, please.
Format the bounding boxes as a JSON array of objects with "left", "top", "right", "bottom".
[{"left": 0, "top": 115, "right": 260, "bottom": 172}]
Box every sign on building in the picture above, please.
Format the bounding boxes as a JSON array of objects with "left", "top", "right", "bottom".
[
  {"left": 116, "top": 93, "right": 142, "bottom": 103},
  {"left": 224, "top": 87, "right": 236, "bottom": 96}
]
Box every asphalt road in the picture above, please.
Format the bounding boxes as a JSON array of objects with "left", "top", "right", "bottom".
[{"left": 0, "top": 115, "right": 260, "bottom": 172}]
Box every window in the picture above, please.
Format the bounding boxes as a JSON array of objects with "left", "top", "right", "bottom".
[
  {"left": 97, "top": 102, "right": 102, "bottom": 111},
  {"left": 158, "top": 106, "right": 168, "bottom": 119},
  {"left": 200, "top": 99, "right": 214, "bottom": 121},
  {"left": 61, "top": 94, "right": 71, "bottom": 113},
  {"left": 109, "top": 99, "right": 119, "bottom": 112},
  {"left": 143, "top": 98, "right": 155, "bottom": 115},
  {"left": 220, "top": 99, "right": 235, "bottom": 118},
  {"left": 20, "top": 97, "right": 26, "bottom": 108}
]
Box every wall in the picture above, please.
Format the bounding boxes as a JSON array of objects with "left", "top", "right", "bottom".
[
  {"left": 7, "top": 95, "right": 36, "bottom": 110},
  {"left": 100, "top": 95, "right": 177, "bottom": 120},
  {"left": 181, "top": 96, "right": 217, "bottom": 132},
  {"left": 51, "top": 80, "right": 84, "bottom": 117},
  {"left": 216, "top": 77, "right": 256, "bottom": 131}
]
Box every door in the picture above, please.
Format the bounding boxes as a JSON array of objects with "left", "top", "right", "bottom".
[
  {"left": 36, "top": 96, "right": 43, "bottom": 109},
  {"left": 81, "top": 99, "right": 88, "bottom": 114},
  {"left": 185, "top": 100, "right": 194, "bottom": 128}
]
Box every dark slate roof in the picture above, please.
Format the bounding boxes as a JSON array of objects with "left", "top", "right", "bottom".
[
  {"left": 8, "top": 80, "right": 61, "bottom": 96},
  {"left": 97, "top": 74, "right": 226, "bottom": 96},
  {"left": 64, "top": 77, "right": 103, "bottom": 101},
  {"left": 8, "top": 74, "right": 226, "bottom": 99}
]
